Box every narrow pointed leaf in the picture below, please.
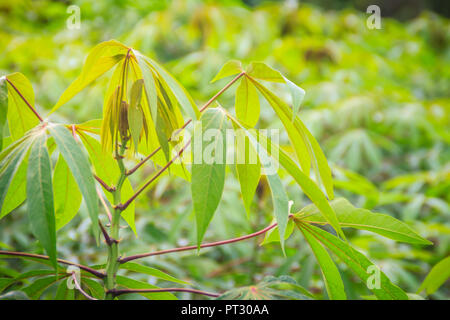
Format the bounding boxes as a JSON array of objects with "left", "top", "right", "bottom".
[
  {"left": 297, "top": 222, "right": 346, "bottom": 300},
  {"left": 211, "top": 60, "right": 243, "bottom": 83},
  {"left": 284, "top": 77, "right": 305, "bottom": 120},
  {"left": 51, "top": 40, "right": 128, "bottom": 113},
  {"left": 235, "top": 77, "right": 260, "bottom": 127},
  {"left": 48, "top": 124, "right": 99, "bottom": 240},
  {"left": 418, "top": 256, "right": 450, "bottom": 295},
  {"left": 297, "top": 198, "right": 431, "bottom": 245},
  {"left": 0, "top": 77, "right": 7, "bottom": 150},
  {"left": 53, "top": 155, "right": 82, "bottom": 230},
  {"left": 26, "top": 133, "right": 57, "bottom": 268},
  {"left": 235, "top": 128, "right": 260, "bottom": 216},
  {"left": 299, "top": 222, "right": 408, "bottom": 300},
  {"left": 247, "top": 62, "right": 284, "bottom": 82},
  {"left": 192, "top": 108, "right": 227, "bottom": 247},
  {"left": 5, "top": 73, "right": 39, "bottom": 141},
  {"left": 121, "top": 262, "right": 191, "bottom": 285}
]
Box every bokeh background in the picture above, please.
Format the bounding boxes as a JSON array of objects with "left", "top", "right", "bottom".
[{"left": 0, "top": 0, "right": 449, "bottom": 299}]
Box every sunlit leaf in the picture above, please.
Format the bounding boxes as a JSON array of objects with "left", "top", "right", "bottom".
[
  {"left": 210, "top": 60, "right": 243, "bottom": 83},
  {"left": 235, "top": 77, "right": 260, "bottom": 127},
  {"left": 116, "top": 275, "right": 176, "bottom": 300},
  {"left": 5, "top": 73, "right": 39, "bottom": 141},
  {"left": 51, "top": 40, "right": 128, "bottom": 113}
]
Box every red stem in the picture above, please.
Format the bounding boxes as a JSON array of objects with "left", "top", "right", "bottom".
[
  {"left": 118, "top": 139, "right": 191, "bottom": 211},
  {"left": 0, "top": 250, "right": 105, "bottom": 278},
  {"left": 120, "top": 222, "right": 277, "bottom": 263}
]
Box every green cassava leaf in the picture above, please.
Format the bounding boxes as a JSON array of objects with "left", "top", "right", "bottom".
[
  {"left": 55, "top": 280, "right": 75, "bottom": 300},
  {"left": 247, "top": 62, "right": 284, "bottom": 82},
  {"left": 116, "top": 275, "right": 176, "bottom": 300},
  {"left": 128, "top": 79, "right": 144, "bottom": 152},
  {"left": 0, "top": 152, "right": 27, "bottom": 219},
  {"left": 226, "top": 112, "right": 344, "bottom": 240},
  {"left": 235, "top": 77, "right": 260, "bottom": 127},
  {"left": 135, "top": 53, "right": 158, "bottom": 125},
  {"left": 235, "top": 128, "right": 260, "bottom": 216},
  {"left": 231, "top": 114, "right": 290, "bottom": 252},
  {"left": 250, "top": 79, "right": 334, "bottom": 199},
  {"left": 284, "top": 77, "right": 305, "bottom": 121},
  {"left": 261, "top": 219, "right": 295, "bottom": 245},
  {"left": 47, "top": 124, "right": 99, "bottom": 240},
  {"left": 121, "top": 262, "right": 190, "bottom": 285},
  {"left": 297, "top": 198, "right": 431, "bottom": 245},
  {"left": 297, "top": 223, "right": 346, "bottom": 300},
  {"left": 418, "top": 256, "right": 450, "bottom": 295},
  {"left": 217, "top": 276, "right": 313, "bottom": 300},
  {"left": 22, "top": 274, "right": 65, "bottom": 299},
  {"left": 5, "top": 73, "right": 39, "bottom": 142},
  {"left": 138, "top": 52, "right": 199, "bottom": 120},
  {"left": 192, "top": 108, "right": 227, "bottom": 247},
  {"left": 0, "top": 134, "right": 34, "bottom": 215},
  {"left": 211, "top": 60, "right": 243, "bottom": 83},
  {"left": 297, "top": 222, "right": 408, "bottom": 300},
  {"left": 51, "top": 40, "right": 128, "bottom": 113},
  {"left": 26, "top": 132, "right": 57, "bottom": 268},
  {"left": 0, "top": 77, "right": 7, "bottom": 150},
  {"left": 53, "top": 155, "right": 82, "bottom": 230}
]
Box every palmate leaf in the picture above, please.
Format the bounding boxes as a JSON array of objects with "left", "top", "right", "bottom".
[
  {"left": 297, "top": 224, "right": 346, "bottom": 300},
  {"left": 297, "top": 198, "right": 431, "bottom": 245},
  {"left": 22, "top": 274, "right": 66, "bottom": 299},
  {"left": 261, "top": 219, "right": 295, "bottom": 245},
  {"left": 4, "top": 73, "right": 39, "bottom": 142},
  {"left": 50, "top": 40, "right": 128, "bottom": 113},
  {"left": 296, "top": 222, "right": 408, "bottom": 300},
  {"left": 53, "top": 155, "right": 82, "bottom": 230},
  {"left": 418, "top": 256, "right": 450, "bottom": 295},
  {"left": 191, "top": 108, "right": 227, "bottom": 247},
  {"left": 217, "top": 276, "right": 314, "bottom": 300},
  {"left": 26, "top": 132, "right": 57, "bottom": 268},
  {"left": 47, "top": 124, "right": 99, "bottom": 240}
]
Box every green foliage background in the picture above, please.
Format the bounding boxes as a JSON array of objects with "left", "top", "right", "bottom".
[{"left": 0, "top": 0, "right": 448, "bottom": 299}]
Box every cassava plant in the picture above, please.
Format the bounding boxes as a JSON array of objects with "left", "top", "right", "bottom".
[{"left": 0, "top": 40, "right": 432, "bottom": 300}]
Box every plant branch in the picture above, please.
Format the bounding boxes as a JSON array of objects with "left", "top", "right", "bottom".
[
  {"left": 5, "top": 77, "right": 43, "bottom": 122},
  {"left": 0, "top": 250, "right": 105, "bottom": 278},
  {"left": 118, "top": 139, "right": 191, "bottom": 211},
  {"left": 94, "top": 175, "right": 116, "bottom": 192},
  {"left": 71, "top": 272, "right": 98, "bottom": 300},
  {"left": 125, "top": 71, "right": 245, "bottom": 176},
  {"left": 120, "top": 222, "right": 277, "bottom": 263},
  {"left": 108, "top": 287, "right": 220, "bottom": 298}
]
